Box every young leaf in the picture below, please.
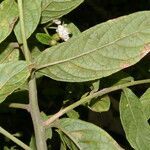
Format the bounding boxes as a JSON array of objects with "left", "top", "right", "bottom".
[
  {"left": 66, "top": 109, "right": 80, "bottom": 119},
  {"left": 57, "top": 118, "right": 123, "bottom": 150},
  {"left": 0, "top": 0, "right": 18, "bottom": 43},
  {"left": 120, "top": 88, "right": 150, "bottom": 150},
  {"left": 41, "top": 0, "right": 84, "bottom": 24},
  {"left": 0, "top": 61, "right": 30, "bottom": 103},
  {"left": 36, "top": 33, "right": 52, "bottom": 45},
  {"left": 40, "top": 112, "right": 52, "bottom": 139},
  {"left": 14, "top": 0, "right": 42, "bottom": 43},
  {"left": 36, "top": 11, "right": 150, "bottom": 82},
  {"left": 88, "top": 95, "right": 110, "bottom": 112},
  {"left": 140, "top": 88, "right": 150, "bottom": 120},
  {"left": 29, "top": 136, "right": 36, "bottom": 150}
]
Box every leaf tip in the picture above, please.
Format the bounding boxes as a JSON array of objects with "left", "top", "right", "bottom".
[{"left": 141, "top": 43, "right": 150, "bottom": 57}]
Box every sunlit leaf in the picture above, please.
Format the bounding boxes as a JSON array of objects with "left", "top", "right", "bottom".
[
  {"left": 36, "top": 11, "right": 150, "bottom": 82},
  {"left": 57, "top": 118, "right": 123, "bottom": 150},
  {"left": 41, "top": 0, "right": 84, "bottom": 24},
  {"left": 14, "top": 0, "right": 42, "bottom": 43},
  {"left": 0, "top": 61, "right": 30, "bottom": 103},
  {"left": 120, "top": 88, "right": 150, "bottom": 150},
  {"left": 0, "top": 0, "right": 18, "bottom": 43}
]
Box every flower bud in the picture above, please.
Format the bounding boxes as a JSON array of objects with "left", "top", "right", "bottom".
[{"left": 49, "top": 40, "right": 57, "bottom": 46}]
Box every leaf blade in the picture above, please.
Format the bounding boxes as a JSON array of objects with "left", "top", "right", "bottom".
[
  {"left": 58, "top": 118, "right": 123, "bottom": 150},
  {"left": 14, "top": 0, "right": 42, "bottom": 43},
  {"left": 120, "top": 88, "right": 150, "bottom": 150},
  {"left": 0, "top": 61, "right": 30, "bottom": 103},
  {"left": 36, "top": 11, "right": 150, "bottom": 82},
  {"left": 140, "top": 88, "right": 150, "bottom": 120},
  {"left": 41, "top": 0, "right": 84, "bottom": 24},
  {"left": 88, "top": 95, "right": 110, "bottom": 112},
  {"left": 0, "top": 0, "right": 18, "bottom": 43}
]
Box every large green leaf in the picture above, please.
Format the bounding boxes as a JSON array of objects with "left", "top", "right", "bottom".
[
  {"left": 57, "top": 118, "right": 123, "bottom": 150},
  {"left": 120, "top": 88, "right": 150, "bottom": 150},
  {"left": 41, "top": 0, "right": 84, "bottom": 24},
  {"left": 36, "top": 11, "right": 150, "bottom": 82},
  {"left": 0, "top": 0, "right": 18, "bottom": 43},
  {"left": 0, "top": 42, "right": 19, "bottom": 64},
  {"left": 0, "top": 61, "right": 30, "bottom": 103},
  {"left": 14, "top": 0, "right": 42, "bottom": 43},
  {"left": 140, "top": 88, "right": 150, "bottom": 120}
]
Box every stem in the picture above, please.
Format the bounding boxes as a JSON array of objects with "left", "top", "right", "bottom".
[
  {"left": 43, "top": 79, "right": 150, "bottom": 127},
  {"left": 8, "top": 103, "right": 29, "bottom": 110},
  {"left": 28, "top": 76, "right": 47, "bottom": 150},
  {"left": 17, "top": 0, "right": 47, "bottom": 149},
  {"left": 0, "top": 126, "right": 31, "bottom": 150},
  {"left": 44, "top": 27, "right": 49, "bottom": 35},
  {"left": 0, "top": 103, "right": 29, "bottom": 111},
  {"left": 17, "top": 0, "right": 31, "bottom": 63}
]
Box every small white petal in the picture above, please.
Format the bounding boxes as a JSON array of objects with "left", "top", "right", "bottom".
[
  {"left": 53, "top": 19, "right": 61, "bottom": 25},
  {"left": 56, "top": 25, "right": 70, "bottom": 41}
]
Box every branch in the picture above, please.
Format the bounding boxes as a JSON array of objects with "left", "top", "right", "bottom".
[
  {"left": 43, "top": 79, "right": 150, "bottom": 127},
  {"left": 17, "top": 0, "right": 47, "bottom": 149},
  {"left": 0, "top": 126, "right": 31, "bottom": 150},
  {"left": 0, "top": 103, "right": 30, "bottom": 112}
]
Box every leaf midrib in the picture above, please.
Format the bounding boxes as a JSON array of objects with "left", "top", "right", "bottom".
[{"left": 37, "top": 28, "right": 149, "bottom": 69}]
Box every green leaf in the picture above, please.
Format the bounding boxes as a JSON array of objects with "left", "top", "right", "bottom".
[
  {"left": 88, "top": 95, "right": 110, "bottom": 112},
  {"left": 67, "top": 23, "right": 81, "bottom": 37},
  {"left": 58, "top": 118, "right": 123, "bottom": 150},
  {"left": 140, "top": 88, "right": 150, "bottom": 120},
  {"left": 0, "top": 0, "right": 18, "bottom": 43},
  {"left": 14, "top": 0, "right": 42, "bottom": 43},
  {"left": 66, "top": 109, "right": 80, "bottom": 119},
  {"left": 41, "top": 112, "right": 52, "bottom": 139},
  {"left": 90, "top": 80, "right": 100, "bottom": 92},
  {"left": 36, "top": 11, "right": 150, "bottom": 82},
  {"left": 120, "top": 88, "right": 150, "bottom": 150},
  {"left": 41, "top": 0, "right": 84, "bottom": 24},
  {"left": 100, "top": 71, "right": 134, "bottom": 87},
  {"left": 29, "top": 136, "right": 36, "bottom": 150},
  {"left": 36, "top": 33, "right": 52, "bottom": 45},
  {"left": 0, "top": 42, "right": 19, "bottom": 64},
  {"left": 0, "top": 61, "right": 30, "bottom": 103}
]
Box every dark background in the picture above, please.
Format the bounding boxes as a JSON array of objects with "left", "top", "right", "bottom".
[{"left": 0, "top": 0, "right": 150, "bottom": 149}]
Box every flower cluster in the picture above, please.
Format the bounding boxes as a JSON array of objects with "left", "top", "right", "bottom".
[{"left": 53, "top": 19, "right": 70, "bottom": 41}]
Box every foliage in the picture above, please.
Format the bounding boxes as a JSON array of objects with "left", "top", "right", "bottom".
[{"left": 0, "top": 0, "right": 150, "bottom": 149}]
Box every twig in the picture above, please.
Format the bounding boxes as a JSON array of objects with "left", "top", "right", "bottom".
[
  {"left": 0, "top": 126, "right": 31, "bottom": 150},
  {"left": 43, "top": 79, "right": 150, "bottom": 127}
]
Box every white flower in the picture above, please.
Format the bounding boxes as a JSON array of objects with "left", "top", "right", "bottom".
[
  {"left": 53, "top": 19, "right": 61, "bottom": 25},
  {"left": 56, "top": 25, "right": 70, "bottom": 41}
]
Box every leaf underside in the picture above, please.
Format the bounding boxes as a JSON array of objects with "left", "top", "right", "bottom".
[
  {"left": 58, "top": 118, "right": 123, "bottom": 150},
  {"left": 41, "top": 0, "right": 84, "bottom": 24},
  {"left": 0, "top": 61, "right": 30, "bottom": 103},
  {"left": 14, "top": 0, "right": 42, "bottom": 43},
  {"left": 120, "top": 88, "right": 150, "bottom": 150},
  {"left": 36, "top": 11, "right": 150, "bottom": 82},
  {"left": 0, "top": 0, "right": 18, "bottom": 44}
]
